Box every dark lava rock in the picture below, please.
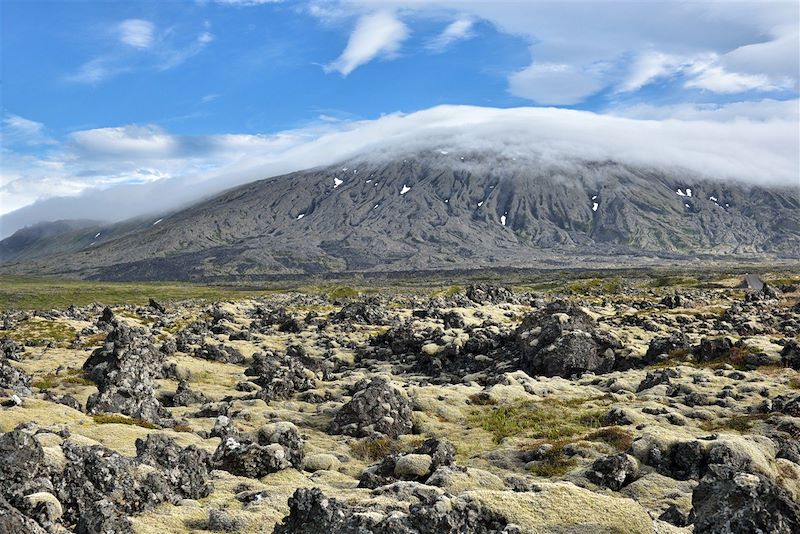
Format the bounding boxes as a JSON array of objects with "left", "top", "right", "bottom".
[
  {"left": 0, "top": 429, "right": 49, "bottom": 505},
  {"left": 442, "top": 311, "right": 466, "bottom": 329},
  {"left": 42, "top": 391, "right": 82, "bottom": 411},
  {"left": 195, "top": 342, "right": 245, "bottom": 364},
  {"left": 465, "top": 284, "right": 517, "bottom": 305},
  {"left": 274, "top": 487, "right": 520, "bottom": 534},
  {"left": 329, "top": 377, "right": 413, "bottom": 438},
  {"left": 135, "top": 434, "right": 213, "bottom": 501},
  {"left": 661, "top": 293, "right": 692, "bottom": 309},
  {"left": 359, "top": 438, "right": 455, "bottom": 489},
  {"left": 586, "top": 453, "right": 639, "bottom": 490},
  {"left": 171, "top": 379, "right": 208, "bottom": 406},
  {"left": 55, "top": 441, "right": 144, "bottom": 530},
  {"left": 644, "top": 331, "right": 690, "bottom": 364},
  {"left": 0, "top": 494, "right": 47, "bottom": 534},
  {"left": 693, "top": 469, "right": 799, "bottom": 533},
  {"left": 0, "top": 357, "right": 33, "bottom": 398},
  {"left": 515, "top": 300, "right": 621, "bottom": 378},
  {"left": 250, "top": 306, "right": 301, "bottom": 334},
  {"left": 745, "top": 283, "right": 783, "bottom": 302},
  {"left": 208, "top": 509, "right": 241, "bottom": 532},
  {"left": 82, "top": 322, "right": 169, "bottom": 424},
  {"left": 212, "top": 422, "right": 304, "bottom": 478},
  {"left": 243, "top": 351, "right": 315, "bottom": 403},
  {"left": 148, "top": 298, "right": 166, "bottom": 314},
  {"left": 330, "top": 297, "right": 392, "bottom": 325},
  {"left": 694, "top": 337, "right": 734, "bottom": 363},
  {"left": 780, "top": 339, "right": 800, "bottom": 370},
  {"left": 1, "top": 338, "right": 24, "bottom": 361},
  {"left": 76, "top": 498, "right": 133, "bottom": 534},
  {"left": 637, "top": 369, "right": 679, "bottom": 392}
]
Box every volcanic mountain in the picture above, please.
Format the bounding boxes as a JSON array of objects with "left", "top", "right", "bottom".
[{"left": 1, "top": 150, "right": 799, "bottom": 280}]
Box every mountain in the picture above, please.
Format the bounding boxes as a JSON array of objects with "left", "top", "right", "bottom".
[{"left": 1, "top": 150, "right": 799, "bottom": 280}]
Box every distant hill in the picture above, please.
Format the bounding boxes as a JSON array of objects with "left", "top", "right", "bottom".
[{"left": 1, "top": 150, "right": 798, "bottom": 280}]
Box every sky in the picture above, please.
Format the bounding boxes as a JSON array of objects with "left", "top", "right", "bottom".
[{"left": 1, "top": 0, "right": 799, "bottom": 235}]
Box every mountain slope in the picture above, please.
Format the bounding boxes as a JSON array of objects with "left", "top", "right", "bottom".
[{"left": 1, "top": 151, "right": 799, "bottom": 280}]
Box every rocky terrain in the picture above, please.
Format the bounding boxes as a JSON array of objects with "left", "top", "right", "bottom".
[
  {"left": 1, "top": 152, "right": 799, "bottom": 280},
  {"left": 1, "top": 272, "right": 800, "bottom": 533}
]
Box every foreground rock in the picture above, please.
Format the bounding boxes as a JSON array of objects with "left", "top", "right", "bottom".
[
  {"left": 515, "top": 300, "right": 622, "bottom": 377},
  {"left": 274, "top": 482, "right": 656, "bottom": 534},
  {"left": 212, "top": 422, "right": 304, "bottom": 478},
  {"left": 329, "top": 377, "right": 413, "bottom": 438},
  {"left": 83, "top": 321, "right": 169, "bottom": 424}
]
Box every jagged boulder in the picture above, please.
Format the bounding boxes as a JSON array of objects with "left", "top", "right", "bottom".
[
  {"left": 359, "top": 438, "right": 456, "bottom": 489},
  {"left": 644, "top": 331, "right": 690, "bottom": 364},
  {"left": 693, "top": 337, "right": 734, "bottom": 363},
  {"left": 515, "top": 301, "right": 621, "bottom": 377},
  {"left": 1, "top": 338, "right": 24, "bottom": 361},
  {"left": 586, "top": 453, "right": 639, "bottom": 490},
  {"left": 0, "top": 429, "right": 49, "bottom": 505},
  {"left": 171, "top": 379, "right": 207, "bottom": 406},
  {"left": 0, "top": 494, "right": 47, "bottom": 534},
  {"left": 194, "top": 342, "right": 245, "bottom": 364},
  {"left": 330, "top": 297, "right": 392, "bottom": 325},
  {"left": 135, "top": 434, "right": 213, "bottom": 501},
  {"left": 329, "top": 377, "right": 413, "bottom": 438},
  {"left": 465, "top": 284, "right": 517, "bottom": 305},
  {"left": 243, "top": 351, "right": 315, "bottom": 402},
  {"left": 0, "top": 358, "right": 33, "bottom": 398},
  {"left": 83, "top": 321, "right": 169, "bottom": 424},
  {"left": 692, "top": 440, "right": 800, "bottom": 534},
  {"left": 212, "top": 422, "right": 304, "bottom": 478}
]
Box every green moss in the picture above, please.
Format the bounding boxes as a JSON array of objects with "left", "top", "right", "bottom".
[
  {"left": 526, "top": 440, "right": 577, "bottom": 477},
  {"left": 788, "top": 376, "right": 800, "bottom": 390},
  {"left": 32, "top": 374, "right": 59, "bottom": 389},
  {"left": 469, "top": 397, "right": 607, "bottom": 444},
  {"left": 700, "top": 414, "right": 765, "bottom": 433},
  {"left": 328, "top": 286, "right": 359, "bottom": 301},
  {"left": 7, "top": 319, "right": 77, "bottom": 346}
]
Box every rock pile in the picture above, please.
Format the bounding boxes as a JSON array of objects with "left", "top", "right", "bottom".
[{"left": 83, "top": 321, "right": 169, "bottom": 425}]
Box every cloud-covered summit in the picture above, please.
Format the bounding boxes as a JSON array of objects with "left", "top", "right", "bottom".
[{"left": 2, "top": 102, "right": 797, "bottom": 238}]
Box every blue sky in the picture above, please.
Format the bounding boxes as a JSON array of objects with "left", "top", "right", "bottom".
[{"left": 1, "top": 0, "right": 798, "bottom": 226}]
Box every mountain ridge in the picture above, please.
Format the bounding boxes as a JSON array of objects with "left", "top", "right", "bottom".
[{"left": 1, "top": 150, "right": 798, "bottom": 280}]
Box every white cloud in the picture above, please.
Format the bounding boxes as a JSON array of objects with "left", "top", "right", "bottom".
[
  {"left": 118, "top": 19, "right": 155, "bottom": 48},
  {"left": 325, "top": 10, "right": 409, "bottom": 76},
  {"left": 427, "top": 16, "right": 474, "bottom": 52},
  {"left": 509, "top": 62, "right": 607, "bottom": 105},
  {"left": 1, "top": 114, "right": 54, "bottom": 146},
  {"left": 67, "top": 20, "right": 213, "bottom": 84},
  {"left": 610, "top": 99, "right": 799, "bottom": 122},
  {"left": 2, "top": 103, "right": 797, "bottom": 237},
  {"left": 335, "top": 1, "right": 799, "bottom": 104},
  {"left": 684, "top": 64, "right": 790, "bottom": 93}
]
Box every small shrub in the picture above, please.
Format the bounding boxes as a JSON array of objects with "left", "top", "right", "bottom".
[
  {"left": 586, "top": 426, "right": 635, "bottom": 451},
  {"left": 700, "top": 414, "right": 763, "bottom": 433},
  {"left": 32, "top": 374, "right": 59, "bottom": 389},
  {"left": 93, "top": 414, "right": 158, "bottom": 429},
  {"left": 349, "top": 437, "right": 400, "bottom": 461},
  {"left": 526, "top": 441, "right": 577, "bottom": 477},
  {"left": 467, "top": 392, "right": 497, "bottom": 406}
]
